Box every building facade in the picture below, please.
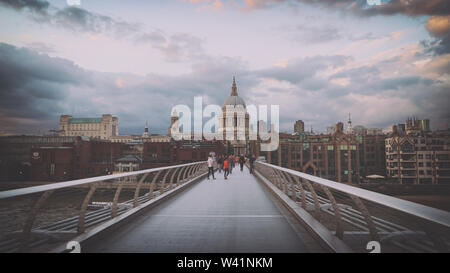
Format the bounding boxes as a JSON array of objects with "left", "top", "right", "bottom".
[
  {"left": 217, "top": 77, "right": 250, "bottom": 155},
  {"left": 252, "top": 122, "right": 361, "bottom": 183},
  {"left": 294, "top": 120, "right": 305, "bottom": 134},
  {"left": 359, "top": 134, "right": 386, "bottom": 177},
  {"left": 59, "top": 114, "right": 119, "bottom": 140},
  {"left": 386, "top": 126, "right": 450, "bottom": 184}
]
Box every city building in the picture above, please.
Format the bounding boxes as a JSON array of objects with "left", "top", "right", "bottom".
[
  {"left": 217, "top": 77, "right": 250, "bottom": 155},
  {"left": 59, "top": 114, "right": 119, "bottom": 140},
  {"left": 359, "top": 134, "right": 386, "bottom": 178},
  {"left": 252, "top": 122, "right": 361, "bottom": 183},
  {"left": 386, "top": 120, "right": 450, "bottom": 184},
  {"left": 111, "top": 122, "right": 171, "bottom": 143},
  {"left": 346, "top": 113, "right": 353, "bottom": 134},
  {"left": 294, "top": 120, "right": 305, "bottom": 134}
]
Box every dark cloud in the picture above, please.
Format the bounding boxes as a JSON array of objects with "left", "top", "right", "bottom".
[
  {"left": 51, "top": 6, "right": 140, "bottom": 37},
  {"left": 0, "top": 43, "right": 88, "bottom": 133},
  {"left": 0, "top": 42, "right": 448, "bottom": 136},
  {"left": 422, "top": 36, "right": 450, "bottom": 55},
  {"left": 0, "top": 0, "right": 139, "bottom": 36},
  {"left": 0, "top": 0, "right": 49, "bottom": 14},
  {"left": 0, "top": 0, "right": 206, "bottom": 62},
  {"left": 0, "top": 43, "right": 244, "bottom": 135},
  {"left": 245, "top": 0, "right": 450, "bottom": 16}
]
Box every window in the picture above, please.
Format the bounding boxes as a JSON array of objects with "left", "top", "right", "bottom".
[
  {"left": 418, "top": 154, "right": 423, "bottom": 159},
  {"left": 401, "top": 142, "right": 414, "bottom": 152}
]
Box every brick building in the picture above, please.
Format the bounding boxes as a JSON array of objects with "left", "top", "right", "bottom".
[
  {"left": 252, "top": 122, "right": 361, "bottom": 183},
  {"left": 386, "top": 125, "right": 450, "bottom": 184}
]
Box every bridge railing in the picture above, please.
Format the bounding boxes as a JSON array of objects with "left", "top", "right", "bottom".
[
  {"left": 0, "top": 161, "right": 207, "bottom": 253},
  {"left": 254, "top": 161, "right": 450, "bottom": 253}
]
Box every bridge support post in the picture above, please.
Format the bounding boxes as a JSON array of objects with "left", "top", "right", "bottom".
[
  {"left": 111, "top": 181, "right": 125, "bottom": 218},
  {"left": 292, "top": 175, "right": 307, "bottom": 209},
  {"left": 277, "top": 170, "right": 290, "bottom": 196},
  {"left": 148, "top": 170, "right": 162, "bottom": 200},
  {"left": 20, "top": 190, "right": 54, "bottom": 251},
  {"left": 349, "top": 194, "right": 379, "bottom": 241},
  {"left": 159, "top": 169, "right": 172, "bottom": 194},
  {"left": 169, "top": 167, "right": 181, "bottom": 190},
  {"left": 321, "top": 185, "right": 344, "bottom": 239},
  {"left": 302, "top": 178, "right": 321, "bottom": 221},
  {"left": 78, "top": 183, "right": 98, "bottom": 234},
  {"left": 183, "top": 165, "right": 194, "bottom": 183},
  {"left": 176, "top": 166, "right": 187, "bottom": 187},
  {"left": 281, "top": 172, "right": 298, "bottom": 202},
  {"left": 133, "top": 172, "right": 151, "bottom": 208}
]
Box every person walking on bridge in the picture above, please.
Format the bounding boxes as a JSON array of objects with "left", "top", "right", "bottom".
[
  {"left": 249, "top": 154, "right": 256, "bottom": 174},
  {"left": 239, "top": 155, "right": 245, "bottom": 172},
  {"left": 207, "top": 155, "right": 216, "bottom": 180},
  {"left": 223, "top": 155, "right": 230, "bottom": 180},
  {"left": 217, "top": 155, "right": 224, "bottom": 173},
  {"left": 228, "top": 154, "right": 234, "bottom": 174}
]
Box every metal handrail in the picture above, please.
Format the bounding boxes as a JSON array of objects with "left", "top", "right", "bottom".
[
  {"left": 256, "top": 161, "right": 450, "bottom": 228},
  {"left": 0, "top": 161, "right": 206, "bottom": 200}
]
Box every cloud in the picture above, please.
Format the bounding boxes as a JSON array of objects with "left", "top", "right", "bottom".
[
  {"left": 289, "top": 25, "right": 342, "bottom": 44},
  {"left": 51, "top": 6, "right": 140, "bottom": 37},
  {"left": 243, "top": 0, "right": 285, "bottom": 10},
  {"left": 0, "top": 43, "right": 244, "bottom": 135},
  {"left": 257, "top": 55, "right": 351, "bottom": 85},
  {"left": 0, "top": 0, "right": 49, "bottom": 14},
  {"left": 422, "top": 15, "right": 450, "bottom": 56},
  {"left": 25, "top": 42, "right": 57, "bottom": 54},
  {"left": 0, "top": 41, "right": 448, "bottom": 136},
  {"left": 426, "top": 15, "right": 450, "bottom": 37},
  {"left": 0, "top": 0, "right": 207, "bottom": 62},
  {"left": 0, "top": 1, "right": 140, "bottom": 36},
  {"left": 240, "top": 0, "right": 450, "bottom": 16},
  {"left": 0, "top": 43, "right": 88, "bottom": 133},
  {"left": 153, "top": 33, "right": 207, "bottom": 62}
]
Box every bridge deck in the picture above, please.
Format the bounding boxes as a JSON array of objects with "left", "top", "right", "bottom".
[{"left": 86, "top": 166, "right": 325, "bottom": 253}]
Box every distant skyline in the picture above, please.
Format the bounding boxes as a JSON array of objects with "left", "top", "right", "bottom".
[{"left": 0, "top": 0, "right": 449, "bottom": 135}]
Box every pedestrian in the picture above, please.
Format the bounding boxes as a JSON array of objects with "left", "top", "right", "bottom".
[
  {"left": 217, "top": 155, "right": 224, "bottom": 173},
  {"left": 223, "top": 155, "right": 229, "bottom": 180},
  {"left": 207, "top": 155, "right": 216, "bottom": 180},
  {"left": 229, "top": 154, "right": 234, "bottom": 174},
  {"left": 249, "top": 154, "right": 256, "bottom": 174},
  {"left": 239, "top": 154, "right": 245, "bottom": 172}
]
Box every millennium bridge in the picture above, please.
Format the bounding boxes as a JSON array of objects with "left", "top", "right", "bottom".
[{"left": 0, "top": 161, "right": 449, "bottom": 253}]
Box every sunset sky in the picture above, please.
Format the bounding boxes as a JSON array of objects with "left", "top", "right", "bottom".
[{"left": 0, "top": 0, "right": 449, "bottom": 135}]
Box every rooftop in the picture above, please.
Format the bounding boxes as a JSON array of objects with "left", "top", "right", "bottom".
[{"left": 68, "top": 118, "right": 102, "bottom": 124}]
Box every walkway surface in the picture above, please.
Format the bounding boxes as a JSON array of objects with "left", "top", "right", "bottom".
[{"left": 86, "top": 166, "right": 324, "bottom": 253}]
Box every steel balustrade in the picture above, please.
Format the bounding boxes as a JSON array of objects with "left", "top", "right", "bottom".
[
  {"left": 254, "top": 161, "right": 450, "bottom": 253},
  {"left": 0, "top": 161, "right": 207, "bottom": 252}
]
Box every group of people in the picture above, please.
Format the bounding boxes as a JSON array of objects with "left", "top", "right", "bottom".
[{"left": 207, "top": 153, "right": 256, "bottom": 180}]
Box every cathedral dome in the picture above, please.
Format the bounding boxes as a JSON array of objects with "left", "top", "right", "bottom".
[{"left": 223, "top": 77, "right": 246, "bottom": 108}]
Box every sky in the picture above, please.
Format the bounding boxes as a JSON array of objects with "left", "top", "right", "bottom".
[{"left": 0, "top": 0, "right": 449, "bottom": 135}]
